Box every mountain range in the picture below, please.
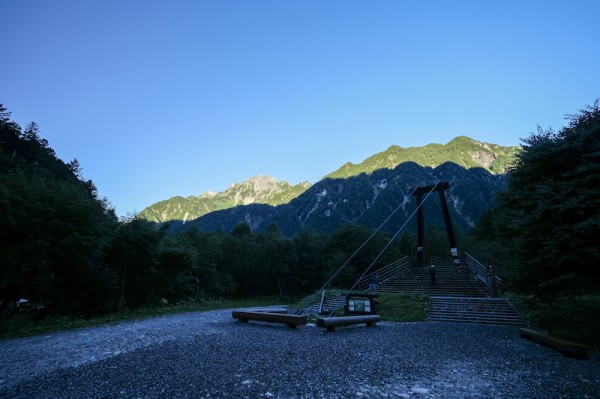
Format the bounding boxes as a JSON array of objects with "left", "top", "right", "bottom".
[
  {"left": 139, "top": 176, "right": 310, "bottom": 224},
  {"left": 139, "top": 136, "right": 520, "bottom": 235}
]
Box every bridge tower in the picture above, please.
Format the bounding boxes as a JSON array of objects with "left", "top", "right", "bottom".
[{"left": 412, "top": 182, "right": 460, "bottom": 267}]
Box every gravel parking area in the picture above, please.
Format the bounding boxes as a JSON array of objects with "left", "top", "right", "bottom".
[{"left": 1, "top": 309, "right": 598, "bottom": 398}]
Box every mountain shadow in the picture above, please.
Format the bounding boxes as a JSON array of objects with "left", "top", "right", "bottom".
[
  {"left": 171, "top": 161, "right": 506, "bottom": 237},
  {"left": 140, "top": 136, "right": 519, "bottom": 225}
]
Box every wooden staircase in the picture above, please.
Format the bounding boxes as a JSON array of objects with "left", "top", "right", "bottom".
[
  {"left": 300, "top": 256, "right": 527, "bottom": 326},
  {"left": 428, "top": 296, "right": 526, "bottom": 326},
  {"left": 374, "top": 263, "right": 526, "bottom": 326},
  {"left": 377, "top": 264, "right": 489, "bottom": 297}
]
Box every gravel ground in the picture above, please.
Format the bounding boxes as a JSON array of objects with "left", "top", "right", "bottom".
[{"left": 0, "top": 309, "right": 598, "bottom": 399}]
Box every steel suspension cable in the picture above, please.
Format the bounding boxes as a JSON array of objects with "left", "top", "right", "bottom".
[
  {"left": 296, "top": 185, "right": 420, "bottom": 314},
  {"left": 344, "top": 181, "right": 441, "bottom": 297}
]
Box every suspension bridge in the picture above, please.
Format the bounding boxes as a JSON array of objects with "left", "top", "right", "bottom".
[{"left": 233, "top": 181, "right": 527, "bottom": 329}]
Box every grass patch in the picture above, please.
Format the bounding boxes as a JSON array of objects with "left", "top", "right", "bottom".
[
  {"left": 0, "top": 297, "right": 285, "bottom": 341},
  {"left": 376, "top": 292, "right": 430, "bottom": 322},
  {"left": 294, "top": 290, "right": 430, "bottom": 323},
  {"left": 1, "top": 292, "right": 433, "bottom": 340},
  {"left": 510, "top": 293, "right": 600, "bottom": 351}
]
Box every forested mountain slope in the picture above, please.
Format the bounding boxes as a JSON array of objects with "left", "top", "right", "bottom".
[
  {"left": 139, "top": 176, "right": 311, "bottom": 223},
  {"left": 178, "top": 161, "right": 506, "bottom": 236},
  {"left": 326, "top": 136, "right": 519, "bottom": 179},
  {"left": 140, "top": 136, "right": 519, "bottom": 226}
]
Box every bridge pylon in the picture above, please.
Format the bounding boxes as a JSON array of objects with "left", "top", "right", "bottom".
[{"left": 412, "top": 182, "right": 460, "bottom": 267}]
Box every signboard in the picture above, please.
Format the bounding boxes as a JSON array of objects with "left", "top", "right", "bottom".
[{"left": 345, "top": 294, "right": 377, "bottom": 315}]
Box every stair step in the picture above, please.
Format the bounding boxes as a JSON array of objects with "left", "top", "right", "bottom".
[
  {"left": 430, "top": 308, "right": 520, "bottom": 314},
  {"left": 428, "top": 316, "right": 526, "bottom": 326},
  {"left": 429, "top": 310, "right": 524, "bottom": 318},
  {"left": 427, "top": 296, "right": 526, "bottom": 326},
  {"left": 376, "top": 265, "right": 491, "bottom": 298}
]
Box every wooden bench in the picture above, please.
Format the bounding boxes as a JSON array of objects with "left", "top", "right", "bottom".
[
  {"left": 316, "top": 315, "right": 381, "bottom": 332},
  {"left": 519, "top": 328, "right": 588, "bottom": 358},
  {"left": 232, "top": 310, "right": 308, "bottom": 328}
]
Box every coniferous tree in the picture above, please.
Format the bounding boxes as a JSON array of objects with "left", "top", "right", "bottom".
[
  {"left": 291, "top": 229, "right": 327, "bottom": 295},
  {"left": 494, "top": 100, "right": 600, "bottom": 296},
  {"left": 260, "top": 223, "right": 294, "bottom": 297},
  {"left": 105, "top": 219, "right": 163, "bottom": 309},
  {"left": 222, "top": 222, "right": 260, "bottom": 297},
  {"left": 0, "top": 106, "right": 118, "bottom": 317}
]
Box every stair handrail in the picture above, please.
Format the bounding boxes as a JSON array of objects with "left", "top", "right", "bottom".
[
  {"left": 464, "top": 252, "right": 503, "bottom": 290},
  {"left": 357, "top": 256, "right": 410, "bottom": 290},
  {"left": 464, "top": 252, "right": 488, "bottom": 283}
]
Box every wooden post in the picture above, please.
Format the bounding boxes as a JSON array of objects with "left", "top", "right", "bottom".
[
  {"left": 319, "top": 291, "right": 326, "bottom": 314},
  {"left": 412, "top": 182, "right": 459, "bottom": 266},
  {"left": 487, "top": 263, "right": 498, "bottom": 298},
  {"left": 416, "top": 192, "right": 424, "bottom": 267}
]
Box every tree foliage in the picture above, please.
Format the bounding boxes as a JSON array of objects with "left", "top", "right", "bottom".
[
  {"left": 0, "top": 104, "right": 118, "bottom": 317},
  {"left": 0, "top": 103, "right": 418, "bottom": 315},
  {"left": 0, "top": 103, "right": 466, "bottom": 320},
  {"left": 493, "top": 100, "right": 600, "bottom": 296}
]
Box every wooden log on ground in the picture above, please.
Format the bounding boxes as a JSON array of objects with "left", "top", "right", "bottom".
[
  {"left": 232, "top": 310, "right": 307, "bottom": 328},
  {"left": 519, "top": 328, "right": 588, "bottom": 358},
  {"left": 246, "top": 308, "right": 289, "bottom": 314},
  {"left": 316, "top": 315, "right": 381, "bottom": 332}
]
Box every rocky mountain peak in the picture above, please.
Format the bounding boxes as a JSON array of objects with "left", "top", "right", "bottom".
[{"left": 139, "top": 136, "right": 519, "bottom": 226}]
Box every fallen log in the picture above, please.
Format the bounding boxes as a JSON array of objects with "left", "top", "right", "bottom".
[
  {"left": 316, "top": 314, "right": 381, "bottom": 332},
  {"left": 519, "top": 328, "right": 588, "bottom": 358},
  {"left": 232, "top": 310, "right": 307, "bottom": 328}
]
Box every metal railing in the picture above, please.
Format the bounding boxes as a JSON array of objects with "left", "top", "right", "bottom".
[
  {"left": 463, "top": 252, "right": 503, "bottom": 292},
  {"left": 357, "top": 256, "right": 410, "bottom": 290}
]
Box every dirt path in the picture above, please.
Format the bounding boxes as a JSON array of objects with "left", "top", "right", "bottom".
[
  {"left": 1, "top": 310, "right": 598, "bottom": 398},
  {"left": 0, "top": 309, "right": 230, "bottom": 389}
]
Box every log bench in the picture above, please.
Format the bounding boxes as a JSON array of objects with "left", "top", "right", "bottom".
[
  {"left": 519, "top": 328, "right": 588, "bottom": 358},
  {"left": 244, "top": 308, "right": 289, "bottom": 314},
  {"left": 316, "top": 314, "right": 381, "bottom": 332},
  {"left": 232, "top": 310, "right": 308, "bottom": 328}
]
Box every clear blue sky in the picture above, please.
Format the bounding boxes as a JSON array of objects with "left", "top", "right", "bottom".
[{"left": 2, "top": 1, "right": 599, "bottom": 217}]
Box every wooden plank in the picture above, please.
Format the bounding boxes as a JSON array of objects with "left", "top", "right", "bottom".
[
  {"left": 232, "top": 310, "right": 307, "bottom": 328},
  {"left": 316, "top": 315, "right": 381, "bottom": 332},
  {"left": 520, "top": 328, "right": 588, "bottom": 358}
]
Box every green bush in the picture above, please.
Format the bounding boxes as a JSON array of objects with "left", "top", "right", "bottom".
[{"left": 511, "top": 294, "right": 600, "bottom": 350}]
